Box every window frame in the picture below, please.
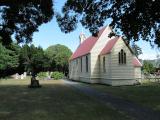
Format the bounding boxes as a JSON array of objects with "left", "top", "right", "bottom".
[
  {"left": 81, "top": 57, "right": 82, "bottom": 72},
  {"left": 118, "top": 49, "right": 127, "bottom": 65},
  {"left": 103, "top": 56, "right": 106, "bottom": 72},
  {"left": 86, "top": 56, "right": 88, "bottom": 72}
]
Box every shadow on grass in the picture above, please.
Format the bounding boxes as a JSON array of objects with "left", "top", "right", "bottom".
[
  {"left": 0, "top": 82, "right": 130, "bottom": 120},
  {"left": 90, "top": 82, "right": 160, "bottom": 112}
]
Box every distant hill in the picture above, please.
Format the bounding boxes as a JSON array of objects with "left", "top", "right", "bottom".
[{"left": 142, "top": 58, "right": 160, "bottom": 68}]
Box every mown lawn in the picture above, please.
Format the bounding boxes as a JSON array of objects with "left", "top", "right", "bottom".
[
  {"left": 90, "top": 81, "right": 160, "bottom": 111},
  {"left": 0, "top": 78, "right": 130, "bottom": 120}
]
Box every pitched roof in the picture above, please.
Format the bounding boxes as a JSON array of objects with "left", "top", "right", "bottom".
[
  {"left": 100, "top": 37, "right": 142, "bottom": 67},
  {"left": 70, "top": 27, "right": 106, "bottom": 60},
  {"left": 132, "top": 57, "right": 142, "bottom": 67},
  {"left": 100, "top": 37, "right": 119, "bottom": 55}
]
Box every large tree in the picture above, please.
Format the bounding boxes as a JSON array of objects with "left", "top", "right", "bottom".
[
  {"left": 45, "top": 44, "right": 72, "bottom": 73},
  {"left": 56, "top": 0, "right": 160, "bottom": 47},
  {"left": 0, "top": 42, "right": 20, "bottom": 77},
  {"left": 143, "top": 61, "right": 155, "bottom": 74},
  {"left": 19, "top": 44, "right": 47, "bottom": 74},
  {"left": 0, "top": 0, "right": 54, "bottom": 45},
  {"left": 131, "top": 43, "right": 142, "bottom": 57}
]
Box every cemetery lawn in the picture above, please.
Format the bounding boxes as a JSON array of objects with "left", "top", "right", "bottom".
[
  {"left": 90, "top": 82, "right": 160, "bottom": 112},
  {"left": 0, "top": 78, "right": 130, "bottom": 120}
]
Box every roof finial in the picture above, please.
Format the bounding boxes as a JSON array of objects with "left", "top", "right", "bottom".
[{"left": 79, "top": 27, "right": 86, "bottom": 44}]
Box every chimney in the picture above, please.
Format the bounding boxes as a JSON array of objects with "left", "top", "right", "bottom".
[{"left": 79, "top": 33, "right": 86, "bottom": 44}]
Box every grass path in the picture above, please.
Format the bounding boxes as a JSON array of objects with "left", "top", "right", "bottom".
[{"left": 0, "top": 79, "right": 130, "bottom": 120}]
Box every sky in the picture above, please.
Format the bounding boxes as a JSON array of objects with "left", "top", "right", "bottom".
[{"left": 32, "top": 0, "right": 160, "bottom": 60}]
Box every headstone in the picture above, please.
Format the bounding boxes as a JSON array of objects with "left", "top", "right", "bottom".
[
  {"left": 16, "top": 73, "right": 19, "bottom": 79},
  {"left": 28, "top": 76, "right": 41, "bottom": 88},
  {"left": 21, "top": 74, "right": 24, "bottom": 79},
  {"left": 23, "top": 72, "right": 27, "bottom": 78}
]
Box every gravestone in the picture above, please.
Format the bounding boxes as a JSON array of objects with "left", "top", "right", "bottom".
[
  {"left": 28, "top": 76, "right": 41, "bottom": 88},
  {"left": 20, "top": 74, "right": 24, "bottom": 79},
  {"left": 16, "top": 73, "right": 19, "bottom": 79},
  {"left": 23, "top": 72, "right": 27, "bottom": 78},
  {"left": 46, "top": 71, "right": 52, "bottom": 80}
]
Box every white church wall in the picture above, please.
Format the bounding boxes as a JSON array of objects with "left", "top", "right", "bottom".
[
  {"left": 69, "top": 54, "right": 91, "bottom": 81},
  {"left": 90, "top": 27, "right": 114, "bottom": 79},
  {"left": 69, "top": 26, "right": 142, "bottom": 86},
  {"left": 99, "top": 54, "right": 112, "bottom": 79},
  {"left": 110, "top": 38, "right": 135, "bottom": 80}
]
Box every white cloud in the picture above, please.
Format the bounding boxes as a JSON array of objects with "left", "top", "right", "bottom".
[
  {"left": 136, "top": 40, "right": 160, "bottom": 60},
  {"left": 138, "top": 53, "right": 157, "bottom": 60}
]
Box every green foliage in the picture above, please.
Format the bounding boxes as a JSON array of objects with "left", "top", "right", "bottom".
[
  {"left": 19, "top": 44, "right": 47, "bottom": 74},
  {"left": 37, "top": 72, "right": 47, "bottom": 79},
  {"left": 45, "top": 44, "right": 72, "bottom": 72},
  {"left": 0, "top": 44, "right": 9, "bottom": 70},
  {"left": 143, "top": 61, "right": 156, "bottom": 74},
  {"left": 0, "top": 43, "right": 72, "bottom": 77},
  {"left": 51, "top": 71, "right": 64, "bottom": 80},
  {"left": 57, "top": 0, "right": 160, "bottom": 47},
  {"left": 0, "top": 43, "right": 19, "bottom": 70},
  {"left": 0, "top": 0, "right": 54, "bottom": 45},
  {"left": 0, "top": 42, "right": 20, "bottom": 77},
  {"left": 131, "top": 43, "right": 142, "bottom": 57}
]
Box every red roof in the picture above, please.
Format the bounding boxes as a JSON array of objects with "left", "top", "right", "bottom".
[
  {"left": 132, "top": 57, "right": 142, "bottom": 67},
  {"left": 100, "top": 37, "right": 119, "bottom": 55},
  {"left": 70, "top": 27, "right": 106, "bottom": 60}
]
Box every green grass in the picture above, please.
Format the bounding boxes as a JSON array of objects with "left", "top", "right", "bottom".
[
  {"left": 0, "top": 78, "right": 130, "bottom": 120},
  {"left": 90, "top": 82, "right": 160, "bottom": 111}
]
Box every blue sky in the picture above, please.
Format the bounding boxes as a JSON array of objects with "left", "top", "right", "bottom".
[{"left": 32, "top": 0, "right": 159, "bottom": 60}]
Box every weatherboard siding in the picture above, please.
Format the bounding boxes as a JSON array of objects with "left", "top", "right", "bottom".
[
  {"left": 69, "top": 26, "right": 142, "bottom": 86},
  {"left": 69, "top": 54, "right": 91, "bottom": 80},
  {"left": 100, "top": 54, "right": 111, "bottom": 79},
  {"left": 110, "top": 38, "right": 134, "bottom": 79},
  {"left": 90, "top": 26, "right": 113, "bottom": 78}
]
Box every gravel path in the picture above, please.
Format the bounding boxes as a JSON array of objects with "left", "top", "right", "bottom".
[{"left": 63, "top": 79, "right": 160, "bottom": 120}]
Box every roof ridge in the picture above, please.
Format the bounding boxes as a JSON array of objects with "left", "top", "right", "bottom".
[
  {"left": 81, "top": 26, "right": 108, "bottom": 44},
  {"left": 100, "top": 37, "right": 120, "bottom": 55},
  {"left": 70, "top": 26, "right": 107, "bottom": 60}
]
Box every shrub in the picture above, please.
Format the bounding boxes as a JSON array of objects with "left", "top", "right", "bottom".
[
  {"left": 51, "top": 71, "right": 64, "bottom": 80},
  {"left": 37, "top": 72, "right": 47, "bottom": 79}
]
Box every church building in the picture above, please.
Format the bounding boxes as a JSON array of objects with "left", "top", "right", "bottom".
[{"left": 69, "top": 26, "right": 142, "bottom": 86}]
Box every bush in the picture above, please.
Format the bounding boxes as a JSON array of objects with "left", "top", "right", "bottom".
[
  {"left": 37, "top": 72, "right": 47, "bottom": 79},
  {"left": 51, "top": 71, "right": 64, "bottom": 80}
]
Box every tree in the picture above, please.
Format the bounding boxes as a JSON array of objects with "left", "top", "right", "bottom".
[
  {"left": 19, "top": 44, "right": 47, "bottom": 74},
  {"left": 45, "top": 44, "right": 72, "bottom": 73},
  {"left": 0, "top": 0, "right": 54, "bottom": 45},
  {"left": 0, "top": 42, "right": 20, "bottom": 77},
  {"left": 0, "top": 43, "right": 10, "bottom": 70},
  {"left": 131, "top": 43, "right": 142, "bottom": 57},
  {"left": 57, "top": 0, "right": 160, "bottom": 47},
  {"left": 143, "top": 61, "right": 155, "bottom": 74}
]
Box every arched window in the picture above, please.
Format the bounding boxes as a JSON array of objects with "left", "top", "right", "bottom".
[
  {"left": 119, "top": 49, "right": 126, "bottom": 64},
  {"left": 81, "top": 57, "right": 82, "bottom": 72},
  {"left": 76, "top": 59, "right": 78, "bottom": 64},
  {"left": 103, "top": 57, "right": 106, "bottom": 72},
  {"left": 86, "top": 56, "right": 88, "bottom": 72}
]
